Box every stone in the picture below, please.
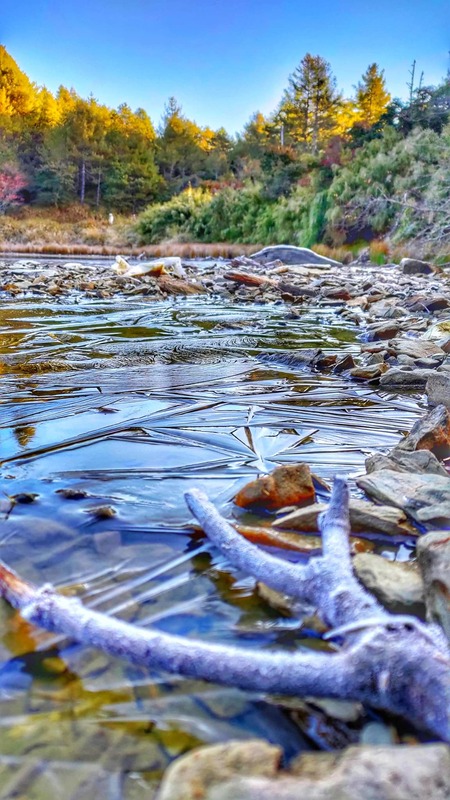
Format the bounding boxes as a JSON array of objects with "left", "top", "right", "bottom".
[
  {"left": 156, "top": 740, "right": 281, "bottom": 800},
  {"left": 407, "top": 294, "right": 450, "bottom": 313},
  {"left": 379, "top": 367, "right": 438, "bottom": 389},
  {"left": 333, "top": 353, "right": 356, "bottom": 372},
  {"left": 389, "top": 339, "right": 445, "bottom": 360},
  {"left": 322, "top": 287, "right": 352, "bottom": 301},
  {"left": 203, "top": 744, "right": 450, "bottom": 800},
  {"left": 400, "top": 257, "right": 434, "bottom": 275},
  {"left": 257, "top": 349, "right": 322, "bottom": 369},
  {"left": 356, "top": 469, "right": 450, "bottom": 525},
  {"left": 274, "top": 498, "right": 417, "bottom": 537},
  {"left": 349, "top": 363, "right": 388, "bottom": 381},
  {"left": 353, "top": 553, "right": 424, "bottom": 615},
  {"left": 426, "top": 373, "right": 450, "bottom": 409},
  {"left": 365, "top": 448, "right": 448, "bottom": 476},
  {"left": 396, "top": 404, "right": 450, "bottom": 454},
  {"left": 223, "top": 271, "right": 276, "bottom": 287},
  {"left": 417, "top": 531, "right": 450, "bottom": 640},
  {"left": 157, "top": 276, "right": 206, "bottom": 295},
  {"left": 234, "top": 463, "right": 315, "bottom": 510},
  {"left": 421, "top": 319, "right": 450, "bottom": 340},
  {"left": 367, "top": 321, "right": 400, "bottom": 341},
  {"left": 250, "top": 246, "right": 342, "bottom": 267}
]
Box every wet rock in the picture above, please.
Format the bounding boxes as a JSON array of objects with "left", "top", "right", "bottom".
[
  {"left": 333, "top": 353, "right": 356, "bottom": 373},
  {"left": 353, "top": 553, "right": 424, "bottom": 615},
  {"left": 426, "top": 373, "right": 450, "bottom": 409},
  {"left": 396, "top": 404, "right": 450, "bottom": 454},
  {"left": 85, "top": 505, "right": 117, "bottom": 519},
  {"left": 250, "top": 246, "right": 342, "bottom": 267},
  {"left": 400, "top": 257, "right": 434, "bottom": 275},
  {"left": 234, "top": 464, "right": 315, "bottom": 511},
  {"left": 365, "top": 448, "right": 448, "bottom": 476},
  {"left": 367, "top": 321, "right": 400, "bottom": 341},
  {"left": 315, "top": 353, "right": 337, "bottom": 370},
  {"left": 379, "top": 367, "right": 437, "bottom": 389},
  {"left": 192, "top": 743, "right": 450, "bottom": 800},
  {"left": 417, "top": 531, "right": 450, "bottom": 640},
  {"left": 274, "top": 498, "right": 417, "bottom": 537},
  {"left": 156, "top": 739, "right": 281, "bottom": 800},
  {"left": 356, "top": 469, "right": 450, "bottom": 525},
  {"left": 349, "top": 363, "right": 388, "bottom": 381},
  {"left": 257, "top": 349, "right": 322, "bottom": 369}
]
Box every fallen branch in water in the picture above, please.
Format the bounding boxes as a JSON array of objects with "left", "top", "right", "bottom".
[{"left": 0, "top": 480, "right": 448, "bottom": 740}]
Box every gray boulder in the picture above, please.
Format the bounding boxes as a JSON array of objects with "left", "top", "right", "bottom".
[
  {"left": 400, "top": 257, "right": 434, "bottom": 275},
  {"left": 250, "top": 245, "right": 342, "bottom": 267}
]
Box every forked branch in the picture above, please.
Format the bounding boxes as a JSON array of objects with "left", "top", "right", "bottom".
[{"left": 0, "top": 480, "right": 448, "bottom": 740}]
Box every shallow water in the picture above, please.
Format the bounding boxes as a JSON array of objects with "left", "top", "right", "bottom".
[{"left": 0, "top": 290, "right": 425, "bottom": 797}]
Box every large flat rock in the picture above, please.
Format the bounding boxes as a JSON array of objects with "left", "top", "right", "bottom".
[
  {"left": 356, "top": 469, "right": 450, "bottom": 525},
  {"left": 250, "top": 245, "right": 342, "bottom": 267}
]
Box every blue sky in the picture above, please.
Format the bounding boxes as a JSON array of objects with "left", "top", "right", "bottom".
[{"left": 2, "top": 1, "right": 449, "bottom": 133}]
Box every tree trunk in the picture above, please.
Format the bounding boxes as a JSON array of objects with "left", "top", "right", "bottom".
[{"left": 80, "top": 158, "right": 86, "bottom": 203}]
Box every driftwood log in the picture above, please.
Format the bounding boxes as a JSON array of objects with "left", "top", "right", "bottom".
[{"left": 0, "top": 479, "right": 448, "bottom": 740}]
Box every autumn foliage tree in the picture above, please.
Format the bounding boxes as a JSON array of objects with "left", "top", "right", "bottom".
[
  {"left": 0, "top": 164, "right": 26, "bottom": 212},
  {"left": 355, "top": 63, "right": 391, "bottom": 127}
]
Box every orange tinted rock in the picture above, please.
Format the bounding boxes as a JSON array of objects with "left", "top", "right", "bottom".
[
  {"left": 397, "top": 404, "right": 450, "bottom": 454},
  {"left": 224, "top": 271, "right": 276, "bottom": 287},
  {"left": 234, "top": 464, "right": 315, "bottom": 511}
]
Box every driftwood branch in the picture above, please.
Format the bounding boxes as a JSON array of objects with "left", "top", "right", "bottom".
[{"left": 0, "top": 480, "right": 449, "bottom": 741}]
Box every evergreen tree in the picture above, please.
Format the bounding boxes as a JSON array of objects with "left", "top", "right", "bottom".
[
  {"left": 355, "top": 63, "right": 391, "bottom": 127},
  {"left": 280, "top": 54, "right": 341, "bottom": 152}
]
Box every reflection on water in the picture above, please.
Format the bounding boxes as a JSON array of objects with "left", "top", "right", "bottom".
[{"left": 0, "top": 291, "right": 424, "bottom": 797}]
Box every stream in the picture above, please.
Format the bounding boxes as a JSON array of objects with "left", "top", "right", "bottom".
[{"left": 0, "top": 284, "right": 425, "bottom": 798}]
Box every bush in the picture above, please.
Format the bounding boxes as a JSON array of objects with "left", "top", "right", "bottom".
[{"left": 137, "top": 188, "right": 211, "bottom": 244}]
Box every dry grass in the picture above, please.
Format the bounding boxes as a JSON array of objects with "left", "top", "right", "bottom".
[{"left": 0, "top": 209, "right": 261, "bottom": 258}]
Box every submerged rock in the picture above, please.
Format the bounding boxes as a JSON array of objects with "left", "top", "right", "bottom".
[
  {"left": 417, "top": 531, "right": 450, "bottom": 640},
  {"left": 274, "top": 498, "right": 417, "bottom": 537},
  {"left": 234, "top": 463, "right": 315, "bottom": 511},
  {"left": 250, "top": 245, "right": 342, "bottom": 267},
  {"left": 158, "top": 741, "right": 450, "bottom": 800},
  {"left": 156, "top": 739, "right": 281, "bottom": 800}
]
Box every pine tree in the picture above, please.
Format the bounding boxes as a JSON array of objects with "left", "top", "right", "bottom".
[
  {"left": 280, "top": 54, "right": 341, "bottom": 152},
  {"left": 355, "top": 63, "right": 391, "bottom": 127}
]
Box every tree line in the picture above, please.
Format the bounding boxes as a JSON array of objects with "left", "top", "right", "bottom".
[{"left": 1, "top": 45, "right": 449, "bottom": 249}]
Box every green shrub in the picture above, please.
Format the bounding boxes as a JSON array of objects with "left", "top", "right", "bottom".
[{"left": 137, "top": 188, "right": 211, "bottom": 244}]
